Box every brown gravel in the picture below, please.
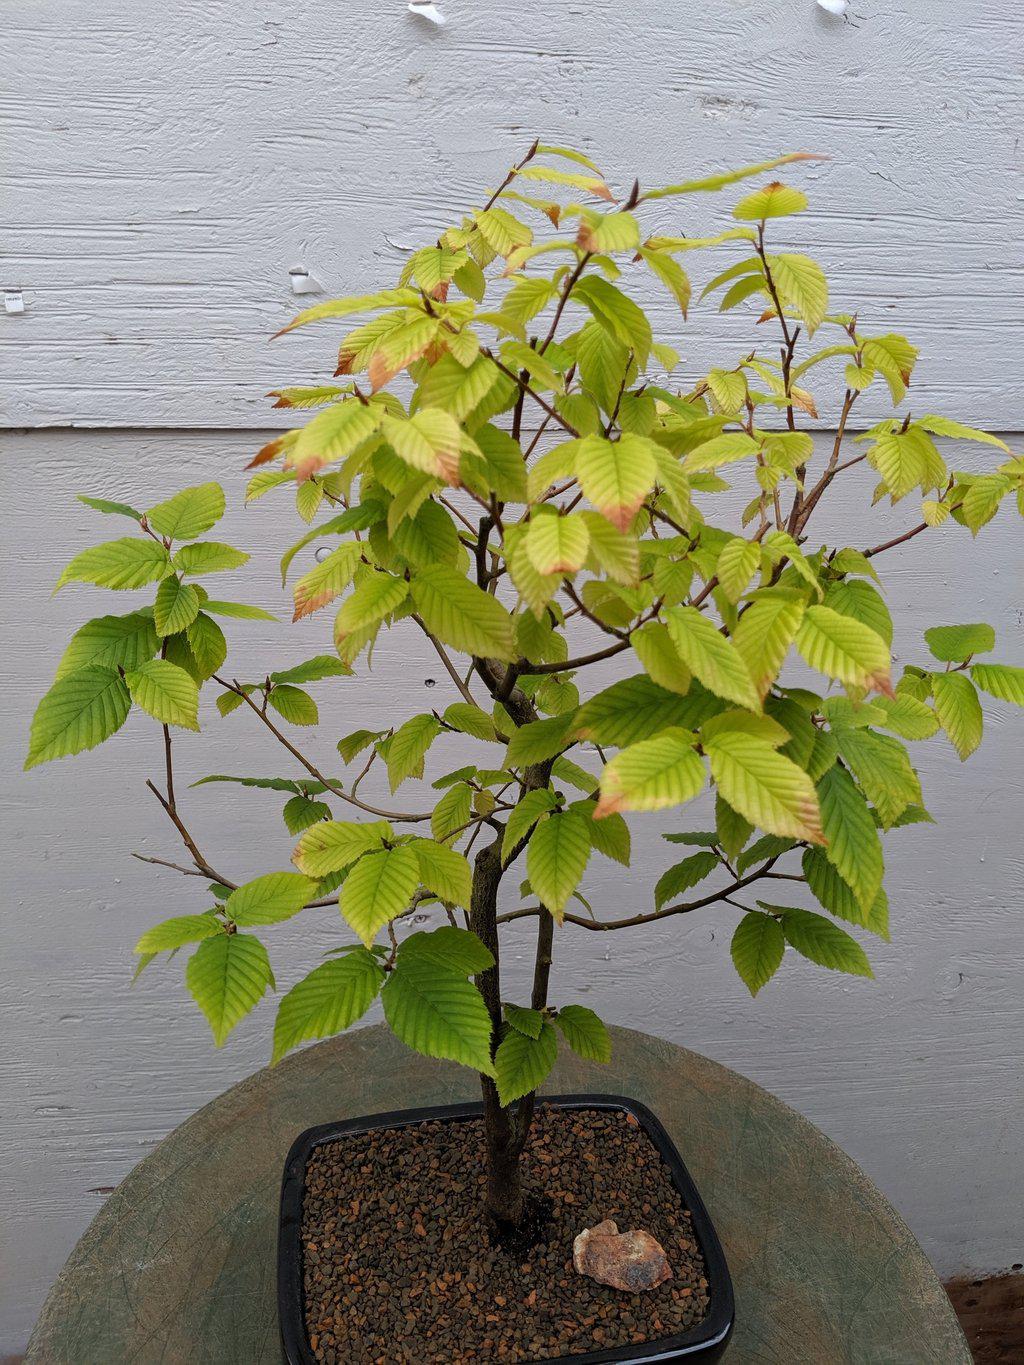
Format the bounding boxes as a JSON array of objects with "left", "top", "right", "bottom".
[{"left": 301, "top": 1105, "right": 710, "bottom": 1363}]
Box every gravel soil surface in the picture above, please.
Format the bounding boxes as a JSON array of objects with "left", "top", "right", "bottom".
[{"left": 300, "top": 1105, "right": 710, "bottom": 1363}]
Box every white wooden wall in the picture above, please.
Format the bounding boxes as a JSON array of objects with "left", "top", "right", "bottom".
[{"left": 2, "top": 0, "right": 1023, "bottom": 1351}]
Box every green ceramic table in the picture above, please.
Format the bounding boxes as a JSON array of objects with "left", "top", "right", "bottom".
[{"left": 25, "top": 1024, "right": 969, "bottom": 1364}]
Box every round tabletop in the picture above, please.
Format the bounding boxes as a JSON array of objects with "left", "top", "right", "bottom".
[{"left": 26, "top": 1024, "right": 969, "bottom": 1364}]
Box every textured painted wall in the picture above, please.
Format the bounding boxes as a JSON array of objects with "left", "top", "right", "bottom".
[{"left": 2, "top": 0, "right": 1023, "bottom": 1352}]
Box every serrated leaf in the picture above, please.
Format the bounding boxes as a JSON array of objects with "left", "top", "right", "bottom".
[
  {"left": 408, "top": 840, "right": 472, "bottom": 907},
  {"left": 527, "top": 811, "right": 591, "bottom": 920},
  {"left": 575, "top": 674, "right": 715, "bottom": 747},
  {"left": 124, "top": 659, "right": 199, "bottom": 730},
  {"left": 272, "top": 950, "right": 384, "bottom": 1063},
  {"left": 78, "top": 493, "right": 143, "bottom": 520},
  {"left": 970, "top": 663, "right": 1024, "bottom": 707},
  {"left": 173, "top": 542, "right": 250, "bottom": 576},
  {"left": 683, "top": 431, "right": 759, "bottom": 474},
  {"left": 54, "top": 611, "right": 159, "bottom": 681},
  {"left": 147, "top": 483, "right": 225, "bottom": 540},
  {"left": 411, "top": 564, "right": 516, "bottom": 661},
  {"left": 431, "top": 782, "right": 473, "bottom": 842},
  {"left": 505, "top": 713, "right": 576, "bottom": 768},
  {"left": 825, "top": 580, "right": 893, "bottom": 647},
  {"left": 267, "top": 684, "right": 319, "bottom": 727},
  {"left": 282, "top": 794, "right": 331, "bottom": 835},
  {"left": 732, "top": 591, "right": 806, "bottom": 700},
  {"left": 630, "top": 621, "right": 691, "bottom": 695},
  {"left": 716, "top": 791, "right": 753, "bottom": 859},
  {"left": 706, "top": 729, "right": 825, "bottom": 843},
  {"left": 385, "top": 714, "right": 440, "bottom": 792},
  {"left": 134, "top": 914, "right": 221, "bottom": 955},
  {"left": 817, "top": 764, "right": 883, "bottom": 911},
  {"left": 495, "top": 1020, "right": 558, "bottom": 1105},
  {"left": 335, "top": 572, "right": 409, "bottom": 640},
  {"left": 554, "top": 1005, "right": 611, "bottom": 1062},
  {"left": 716, "top": 537, "right": 761, "bottom": 603},
  {"left": 225, "top": 871, "right": 317, "bottom": 927},
  {"left": 655, "top": 851, "right": 719, "bottom": 910},
  {"left": 292, "top": 542, "right": 363, "bottom": 620},
  {"left": 186, "top": 933, "right": 273, "bottom": 1046},
  {"left": 153, "top": 575, "right": 200, "bottom": 636},
  {"left": 382, "top": 957, "right": 495, "bottom": 1075},
  {"left": 871, "top": 693, "right": 939, "bottom": 741},
  {"left": 834, "top": 726, "right": 921, "bottom": 828},
  {"left": 525, "top": 510, "right": 590, "bottom": 575},
  {"left": 731, "top": 912, "right": 785, "bottom": 996},
  {"left": 733, "top": 181, "right": 807, "bottom": 221},
  {"left": 594, "top": 728, "right": 705, "bottom": 819},
  {"left": 381, "top": 409, "right": 463, "bottom": 484},
  {"left": 340, "top": 846, "right": 420, "bottom": 946},
  {"left": 186, "top": 612, "right": 228, "bottom": 680},
  {"left": 779, "top": 907, "right": 872, "bottom": 977},
  {"left": 505, "top": 1002, "right": 544, "bottom": 1038},
  {"left": 796, "top": 605, "right": 892, "bottom": 696},
  {"left": 931, "top": 672, "right": 984, "bottom": 760},
  {"left": 398, "top": 926, "right": 494, "bottom": 974},
  {"left": 924, "top": 623, "right": 995, "bottom": 663},
  {"left": 575, "top": 433, "right": 656, "bottom": 533},
  {"left": 292, "top": 819, "right": 391, "bottom": 877},
  {"left": 56, "top": 538, "right": 171, "bottom": 593},
  {"left": 802, "top": 847, "right": 889, "bottom": 938},
  {"left": 502, "top": 789, "right": 559, "bottom": 864},
  {"left": 202, "top": 599, "right": 277, "bottom": 621},
  {"left": 666, "top": 606, "right": 761, "bottom": 712},
  {"left": 767, "top": 253, "right": 828, "bottom": 335}
]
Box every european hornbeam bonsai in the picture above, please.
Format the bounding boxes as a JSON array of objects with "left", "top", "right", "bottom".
[{"left": 27, "top": 144, "right": 1024, "bottom": 1240}]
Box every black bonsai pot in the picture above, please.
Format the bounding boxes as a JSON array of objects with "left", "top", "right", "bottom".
[{"left": 278, "top": 1094, "right": 734, "bottom": 1364}]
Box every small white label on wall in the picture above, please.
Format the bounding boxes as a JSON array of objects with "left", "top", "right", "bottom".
[{"left": 4, "top": 290, "right": 25, "bottom": 315}]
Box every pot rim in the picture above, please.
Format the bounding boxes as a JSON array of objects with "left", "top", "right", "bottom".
[{"left": 278, "top": 1092, "right": 735, "bottom": 1365}]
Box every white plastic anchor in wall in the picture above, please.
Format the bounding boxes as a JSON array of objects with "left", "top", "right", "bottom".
[
  {"left": 409, "top": 1, "right": 447, "bottom": 26},
  {"left": 289, "top": 268, "right": 322, "bottom": 296},
  {"left": 4, "top": 290, "right": 25, "bottom": 315},
  {"left": 815, "top": 0, "right": 849, "bottom": 14}
]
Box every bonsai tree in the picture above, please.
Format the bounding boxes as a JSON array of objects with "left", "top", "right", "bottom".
[{"left": 28, "top": 143, "right": 1024, "bottom": 1242}]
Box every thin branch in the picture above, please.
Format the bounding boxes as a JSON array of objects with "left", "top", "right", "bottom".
[
  {"left": 863, "top": 521, "right": 930, "bottom": 559},
  {"left": 211, "top": 675, "right": 432, "bottom": 822},
  {"left": 412, "top": 613, "right": 479, "bottom": 706},
  {"left": 483, "top": 351, "right": 580, "bottom": 438}
]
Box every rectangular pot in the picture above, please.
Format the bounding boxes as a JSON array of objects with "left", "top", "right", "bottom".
[{"left": 278, "top": 1093, "right": 735, "bottom": 1364}]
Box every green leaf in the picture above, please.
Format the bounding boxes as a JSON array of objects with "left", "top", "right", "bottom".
[
  {"left": 824, "top": 580, "right": 893, "bottom": 647},
  {"left": 655, "top": 851, "right": 719, "bottom": 910},
  {"left": 56, "top": 538, "right": 171, "bottom": 593},
  {"left": 871, "top": 693, "right": 939, "bottom": 741},
  {"left": 202, "top": 599, "right": 277, "bottom": 621},
  {"left": 55, "top": 610, "right": 159, "bottom": 681},
  {"left": 525, "top": 510, "right": 591, "bottom": 575},
  {"left": 573, "top": 801, "right": 631, "bottom": 866},
  {"left": 291, "top": 542, "right": 363, "bottom": 620},
  {"left": 970, "top": 663, "right": 1024, "bottom": 707},
  {"left": 77, "top": 493, "right": 143, "bottom": 520},
  {"left": 340, "top": 846, "right": 419, "bottom": 946},
  {"left": 630, "top": 621, "right": 691, "bottom": 695},
  {"left": 153, "top": 576, "right": 201, "bottom": 636},
  {"left": 385, "top": 715, "right": 441, "bottom": 792},
  {"left": 931, "top": 672, "right": 984, "bottom": 760},
  {"left": 134, "top": 914, "right": 221, "bottom": 955},
  {"left": 443, "top": 703, "right": 499, "bottom": 742},
  {"left": 186, "top": 933, "right": 273, "bottom": 1046},
  {"left": 571, "top": 275, "right": 652, "bottom": 366},
  {"left": 186, "top": 612, "right": 228, "bottom": 680},
  {"left": 147, "top": 483, "right": 225, "bottom": 540},
  {"left": 335, "top": 572, "right": 408, "bottom": 640},
  {"left": 495, "top": 1020, "right": 558, "bottom": 1105},
  {"left": 767, "top": 253, "right": 828, "bottom": 335},
  {"left": 505, "top": 1003, "right": 544, "bottom": 1039},
  {"left": 272, "top": 950, "right": 384, "bottom": 1063},
  {"left": 505, "top": 713, "right": 576, "bottom": 768},
  {"left": 575, "top": 433, "right": 656, "bottom": 532},
  {"left": 282, "top": 795, "right": 331, "bottom": 835},
  {"left": 736, "top": 834, "right": 796, "bottom": 875},
  {"left": 124, "top": 659, "right": 199, "bottom": 730},
  {"left": 817, "top": 765, "right": 884, "bottom": 911},
  {"left": 409, "top": 840, "right": 472, "bottom": 907},
  {"left": 924, "top": 623, "right": 996, "bottom": 664},
  {"left": 554, "top": 1005, "right": 611, "bottom": 1062},
  {"left": 575, "top": 674, "right": 715, "bottom": 747},
  {"left": 173, "top": 542, "right": 250, "bottom": 576},
  {"left": 665, "top": 606, "right": 761, "bottom": 712},
  {"left": 732, "top": 590, "right": 806, "bottom": 700},
  {"left": 502, "top": 789, "right": 559, "bottom": 864},
  {"left": 270, "top": 655, "right": 351, "bottom": 686},
  {"left": 267, "top": 685, "right": 319, "bottom": 727},
  {"left": 526, "top": 811, "right": 591, "bottom": 920},
  {"left": 803, "top": 847, "right": 889, "bottom": 938},
  {"left": 834, "top": 727, "right": 921, "bottom": 828},
  {"left": 795, "top": 605, "right": 892, "bottom": 695},
  {"left": 731, "top": 912, "right": 785, "bottom": 996},
  {"left": 382, "top": 957, "right": 495, "bottom": 1075},
  {"left": 397, "top": 926, "right": 494, "bottom": 975},
  {"left": 778, "top": 907, "right": 873, "bottom": 977},
  {"left": 716, "top": 537, "right": 761, "bottom": 603},
  {"left": 292, "top": 820, "right": 392, "bottom": 878},
  {"left": 411, "top": 564, "right": 516, "bottom": 662},
  {"left": 595, "top": 728, "right": 705, "bottom": 819},
  {"left": 716, "top": 791, "right": 753, "bottom": 860},
  {"left": 644, "top": 153, "right": 819, "bottom": 200},
  {"left": 225, "top": 871, "right": 317, "bottom": 926},
  {"left": 705, "top": 729, "right": 825, "bottom": 843},
  {"left": 733, "top": 182, "right": 807, "bottom": 221},
  {"left": 431, "top": 782, "right": 473, "bottom": 842},
  {"left": 683, "top": 431, "right": 759, "bottom": 474}
]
